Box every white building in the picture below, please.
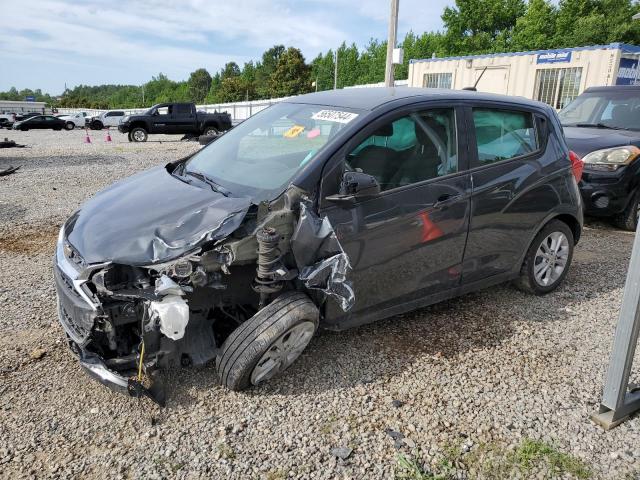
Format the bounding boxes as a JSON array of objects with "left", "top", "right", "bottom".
[
  {"left": 0, "top": 100, "right": 48, "bottom": 115},
  {"left": 407, "top": 43, "right": 640, "bottom": 109}
]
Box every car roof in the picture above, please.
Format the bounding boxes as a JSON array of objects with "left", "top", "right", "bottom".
[
  {"left": 286, "top": 87, "right": 546, "bottom": 111},
  {"left": 584, "top": 85, "right": 640, "bottom": 92}
]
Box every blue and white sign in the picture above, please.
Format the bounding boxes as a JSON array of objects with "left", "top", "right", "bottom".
[
  {"left": 25, "top": 95, "right": 35, "bottom": 102},
  {"left": 616, "top": 57, "right": 640, "bottom": 85},
  {"left": 536, "top": 50, "right": 572, "bottom": 64}
]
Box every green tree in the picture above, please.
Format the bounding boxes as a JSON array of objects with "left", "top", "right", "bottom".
[
  {"left": 187, "top": 68, "right": 212, "bottom": 103},
  {"left": 310, "top": 50, "right": 336, "bottom": 91},
  {"left": 511, "top": 0, "right": 557, "bottom": 50},
  {"left": 357, "top": 39, "right": 387, "bottom": 84},
  {"left": 269, "top": 47, "right": 312, "bottom": 97},
  {"left": 442, "top": 0, "right": 526, "bottom": 54},
  {"left": 221, "top": 62, "right": 241, "bottom": 80},
  {"left": 255, "top": 45, "right": 285, "bottom": 98}
]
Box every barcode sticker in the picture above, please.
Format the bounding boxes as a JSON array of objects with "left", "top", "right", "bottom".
[{"left": 311, "top": 110, "right": 359, "bottom": 124}]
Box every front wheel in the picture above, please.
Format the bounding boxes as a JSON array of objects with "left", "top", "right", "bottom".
[
  {"left": 64, "top": 122, "right": 74, "bottom": 130},
  {"left": 216, "top": 291, "right": 319, "bottom": 391},
  {"left": 203, "top": 126, "right": 218, "bottom": 136},
  {"left": 90, "top": 120, "right": 103, "bottom": 130},
  {"left": 514, "top": 220, "right": 574, "bottom": 295},
  {"left": 613, "top": 190, "right": 639, "bottom": 231},
  {"left": 130, "top": 127, "right": 147, "bottom": 142}
]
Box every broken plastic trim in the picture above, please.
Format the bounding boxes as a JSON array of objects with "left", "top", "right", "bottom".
[{"left": 291, "top": 203, "right": 354, "bottom": 311}]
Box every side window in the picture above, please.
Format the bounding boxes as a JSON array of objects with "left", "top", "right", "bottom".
[
  {"left": 176, "top": 104, "right": 191, "bottom": 116},
  {"left": 347, "top": 108, "right": 457, "bottom": 191},
  {"left": 472, "top": 108, "right": 538, "bottom": 165},
  {"left": 157, "top": 106, "right": 170, "bottom": 115}
]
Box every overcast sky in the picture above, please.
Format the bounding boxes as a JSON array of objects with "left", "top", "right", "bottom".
[{"left": 1, "top": 0, "right": 451, "bottom": 94}]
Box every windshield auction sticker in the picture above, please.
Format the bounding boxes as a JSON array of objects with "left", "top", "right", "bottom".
[
  {"left": 311, "top": 110, "right": 359, "bottom": 124},
  {"left": 283, "top": 125, "right": 305, "bottom": 138}
]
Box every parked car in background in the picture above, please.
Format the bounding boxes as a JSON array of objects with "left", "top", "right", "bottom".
[
  {"left": 15, "top": 112, "right": 42, "bottom": 121},
  {"left": 55, "top": 88, "right": 582, "bottom": 401},
  {"left": 58, "top": 112, "right": 90, "bottom": 130},
  {"left": 12, "top": 115, "right": 67, "bottom": 131},
  {"left": 559, "top": 85, "right": 640, "bottom": 230},
  {"left": 118, "top": 102, "right": 232, "bottom": 142},
  {"left": 87, "top": 110, "right": 126, "bottom": 130}
]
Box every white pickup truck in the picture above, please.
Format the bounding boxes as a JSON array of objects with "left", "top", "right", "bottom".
[
  {"left": 87, "top": 110, "right": 126, "bottom": 130},
  {"left": 58, "top": 112, "right": 91, "bottom": 129}
]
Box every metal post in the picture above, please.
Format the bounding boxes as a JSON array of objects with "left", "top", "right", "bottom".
[
  {"left": 384, "top": 0, "right": 400, "bottom": 87},
  {"left": 333, "top": 51, "right": 338, "bottom": 90},
  {"left": 591, "top": 220, "right": 640, "bottom": 430}
]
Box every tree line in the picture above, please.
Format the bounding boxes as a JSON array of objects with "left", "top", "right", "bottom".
[{"left": 2, "top": 0, "right": 639, "bottom": 109}]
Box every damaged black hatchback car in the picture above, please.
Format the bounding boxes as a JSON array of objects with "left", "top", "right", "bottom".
[{"left": 55, "top": 88, "right": 583, "bottom": 402}]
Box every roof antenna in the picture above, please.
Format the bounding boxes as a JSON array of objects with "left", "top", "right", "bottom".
[{"left": 463, "top": 66, "right": 488, "bottom": 91}]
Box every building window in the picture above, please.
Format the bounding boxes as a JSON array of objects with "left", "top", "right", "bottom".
[
  {"left": 534, "top": 67, "right": 582, "bottom": 109},
  {"left": 423, "top": 73, "right": 453, "bottom": 89}
]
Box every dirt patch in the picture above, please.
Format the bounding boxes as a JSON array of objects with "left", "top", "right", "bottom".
[{"left": 0, "top": 223, "right": 60, "bottom": 255}]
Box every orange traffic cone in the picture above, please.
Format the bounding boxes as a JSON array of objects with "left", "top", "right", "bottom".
[
  {"left": 105, "top": 127, "right": 112, "bottom": 142},
  {"left": 84, "top": 129, "right": 91, "bottom": 144}
]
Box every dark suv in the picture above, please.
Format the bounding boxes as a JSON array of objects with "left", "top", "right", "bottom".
[
  {"left": 54, "top": 88, "right": 583, "bottom": 403},
  {"left": 560, "top": 86, "right": 640, "bottom": 230}
]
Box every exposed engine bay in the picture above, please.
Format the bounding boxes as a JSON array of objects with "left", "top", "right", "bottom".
[{"left": 55, "top": 178, "right": 354, "bottom": 405}]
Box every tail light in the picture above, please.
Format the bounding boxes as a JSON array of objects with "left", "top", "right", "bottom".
[{"left": 569, "top": 150, "right": 583, "bottom": 183}]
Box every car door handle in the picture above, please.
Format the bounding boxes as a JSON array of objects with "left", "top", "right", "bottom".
[{"left": 434, "top": 193, "right": 461, "bottom": 208}]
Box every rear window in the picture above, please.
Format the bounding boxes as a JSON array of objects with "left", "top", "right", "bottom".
[{"left": 472, "top": 109, "right": 538, "bottom": 164}]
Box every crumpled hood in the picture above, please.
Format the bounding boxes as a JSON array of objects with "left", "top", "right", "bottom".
[
  {"left": 563, "top": 126, "right": 640, "bottom": 158},
  {"left": 66, "top": 166, "right": 252, "bottom": 265}
]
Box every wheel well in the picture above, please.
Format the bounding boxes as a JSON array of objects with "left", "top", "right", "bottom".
[
  {"left": 130, "top": 122, "right": 147, "bottom": 131},
  {"left": 204, "top": 122, "right": 219, "bottom": 131},
  {"left": 553, "top": 214, "right": 581, "bottom": 245}
]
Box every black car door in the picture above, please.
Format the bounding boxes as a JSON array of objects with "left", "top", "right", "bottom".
[
  {"left": 151, "top": 105, "right": 172, "bottom": 133},
  {"left": 462, "top": 103, "right": 563, "bottom": 283},
  {"left": 172, "top": 104, "right": 195, "bottom": 133},
  {"left": 319, "top": 104, "right": 472, "bottom": 327}
]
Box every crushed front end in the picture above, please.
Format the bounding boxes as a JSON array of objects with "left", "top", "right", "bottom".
[{"left": 54, "top": 186, "right": 353, "bottom": 404}]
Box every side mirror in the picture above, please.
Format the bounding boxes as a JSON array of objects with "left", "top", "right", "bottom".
[{"left": 326, "top": 171, "right": 380, "bottom": 205}]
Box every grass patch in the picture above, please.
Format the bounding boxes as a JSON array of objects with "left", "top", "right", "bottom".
[
  {"left": 395, "top": 438, "right": 590, "bottom": 480},
  {"left": 513, "top": 439, "right": 590, "bottom": 479}
]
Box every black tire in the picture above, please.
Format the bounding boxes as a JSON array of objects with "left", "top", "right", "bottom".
[
  {"left": 91, "top": 120, "right": 103, "bottom": 130},
  {"left": 130, "top": 127, "right": 147, "bottom": 142},
  {"left": 216, "top": 291, "right": 319, "bottom": 391},
  {"left": 21, "top": 127, "right": 28, "bottom": 131},
  {"left": 203, "top": 126, "right": 218, "bottom": 136},
  {"left": 613, "top": 190, "right": 639, "bottom": 231},
  {"left": 64, "top": 121, "right": 74, "bottom": 130},
  {"left": 514, "top": 220, "right": 574, "bottom": 295}
]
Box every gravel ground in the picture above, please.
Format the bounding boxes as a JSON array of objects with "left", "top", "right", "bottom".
[{"left": 0, "top": 128, "right": 639, "bottom": 479}]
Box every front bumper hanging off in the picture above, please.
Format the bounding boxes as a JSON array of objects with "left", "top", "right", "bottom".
[{"left": 54, "top": 241, "right": 165, "bottom": 404}]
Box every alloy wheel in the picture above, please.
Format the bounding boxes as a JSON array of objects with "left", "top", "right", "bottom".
[
  {"left": 533, "top": 231, "right": 569, "bottom": 287},
  {"left": 250, "top": 321, "right": 315, "bottom": 385}
]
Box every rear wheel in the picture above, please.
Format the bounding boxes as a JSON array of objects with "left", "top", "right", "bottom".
[
  {"left": 64, "top": 122, "right": 74, "bottom": 130},
  {"left": 203, "top": 126, "right": 218, "bottom": 136},
  {"left": 514, "top": 220, "right": 574, "bottom": 295},
  {"left": 130, "top": 127, "right": 147, "bottom": 142},
  {"left": 613, "top": 190, "right": 639, "bottom": 231},
  {"left": 216, "top": 291, "right": 319, "bottom": 391},
  {"left": 90, "top": 120, "right": 103, "bottom": 130}
]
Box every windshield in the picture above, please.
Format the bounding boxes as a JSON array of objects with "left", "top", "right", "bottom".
[
  {"left": 558, "top": 90, "right": 640, "bottom": 130},
  {"left": 184, "top": 102, "right": 361, "bottom": 201}
]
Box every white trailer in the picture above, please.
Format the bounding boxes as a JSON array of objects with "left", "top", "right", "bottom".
[{"left": 407, "top": 43, "right": 640, "bottom": 109}]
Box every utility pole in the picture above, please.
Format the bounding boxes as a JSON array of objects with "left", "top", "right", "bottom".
[
  {"left": 384, "top": 0, "right": 400, "bottom": 87},
  {"left": 142, "top": 85, "right": 145, "bottom": 106},
  {"left": 334, "top": 50, "right": 338, "bottom": 90}
]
